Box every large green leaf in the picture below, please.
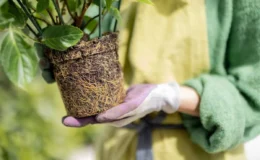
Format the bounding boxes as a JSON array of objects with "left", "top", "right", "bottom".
[
  {"left": 0, "top": 1, "right": 27, "bottom": 30},
  {"left": 42, "top": 25, "right": 83, "bottom": 51},
  {"left": 0, "top": 29, "right": 38, "bottom": 88},
  {"left": 36, "top": 0, "right": 50, "bottom": 12}
]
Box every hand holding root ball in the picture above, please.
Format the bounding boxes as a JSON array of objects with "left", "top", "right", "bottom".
[
  {"left": 37, "top": 42, "right": 181, "bottom": 127},
  {"left": 62, "top": 83, "right": 180, "bottom": 127}
]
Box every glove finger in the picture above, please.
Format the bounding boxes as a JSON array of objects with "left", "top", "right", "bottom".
[
  {"left": 116, "top": 106, "right": 140, "bottom": 119},
  {"left": 117, "top": 91, "right": 157, "bottom": 119},
  {"left": 96, "top": 101, "right": 138, "bottom": 122},
  {"left": 107, "top": 112, "right": 148, "bottom": 127},
  {"left": 126, "top": 85, "right": 137, "bottom": 94},
  {"left": 106, "top": 115, "right": 139, "bottom": 127},
  {"left": 42, "top": 70, "right": 56, "bottom": 84},
  {"left": 62, "top": 116, "right": 97, "bottom": 127}
]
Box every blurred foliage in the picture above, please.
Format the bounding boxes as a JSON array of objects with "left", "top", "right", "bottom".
[
  {"left": 0, "top": 2, "right": 117, "bottom": 159},
  {"left": 0, "top": 70, "right": 102, "bottom": 160}
]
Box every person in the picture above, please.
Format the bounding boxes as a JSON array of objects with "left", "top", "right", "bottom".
[{"left": 41, "top": 0, "right": 260, "bottom": 159}]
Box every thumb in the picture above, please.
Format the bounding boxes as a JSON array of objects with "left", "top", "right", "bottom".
[{"left": 62, "top": 116, "right": 98, "bottom": 127}]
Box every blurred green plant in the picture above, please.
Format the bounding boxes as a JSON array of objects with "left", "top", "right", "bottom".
[
  {"left": 0, "top": 31, "right": 101, "bottom": 159},
  {"left": 0, "top": 69, "right": 102, "bottom": 160}
]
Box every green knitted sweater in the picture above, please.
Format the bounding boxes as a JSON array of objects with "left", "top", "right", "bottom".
[{"left": 183, "top": 0, "right": 260, "bottom": 153}]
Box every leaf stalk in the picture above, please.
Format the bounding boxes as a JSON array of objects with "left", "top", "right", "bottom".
[
  {"left": 114, "top": 0, "right": 122, "bottom": 32},
  {"left": 76, "top": 0, "right": 92, "bottom": 27},
  {"left": 99, "top": 0, "right": 102, "bottom": 38},
  {"left": 16, "top": 0, "right": 43, "bottom": 36},
  {"left": 26, "top": 24, "right": 37, "bottom": 37},
  {"left": 52, "top": 0, "right": 65, "bottom": 24}
]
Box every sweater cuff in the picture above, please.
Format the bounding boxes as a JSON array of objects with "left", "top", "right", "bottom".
[{"left": 181, "top": 74, "right": 246, "bottom": 153}]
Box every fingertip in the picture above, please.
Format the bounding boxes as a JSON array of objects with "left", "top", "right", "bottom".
[
  {"left": 62, "top": 116, "right": 97, "bottom": 128},
  {"left": 62, "top": 116, "right": 78, "bottom": 127},
  {"left": 62, "top": 116, "right": 68, "bottom": 123}
]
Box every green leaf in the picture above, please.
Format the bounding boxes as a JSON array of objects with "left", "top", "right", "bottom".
[
  {"left": 67, "top": 0, "right": 82, "bottom": 12},
  {"left": 42, "top": 25, "right": 83, "bottom": 51},
  {"left": 36, "top": 0, "right": 50, "bottom": 12},
  {"left": 0, "top": 29, "right": 38, "bottom": 88},
  {"left": 136, "top": 0, "right": 154, "bottom": 5},
  {"left": 109, "top": 7, "right": 121, "bottom": 22},
  {"left": 22, "top": 0, "right": 35, "bottom": 8},
  {"left": 0, "top": 0, "right": 6, "bottom": 6},
  {"left": 0, "top": 1, "right": 28, "bottom": 30},
  {"left": 34, "top": 42, "right": 45, "bottom": 57},
  {"left": 83, "top": 16, "right": 98, "bottom": 33},
  {"left": 93, "top": 0, "right": 106, "bottom": 7},
  {"left": 105, "top": 0, "right": 113, "bottom": 10}
]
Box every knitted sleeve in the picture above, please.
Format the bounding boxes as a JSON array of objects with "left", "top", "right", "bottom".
[{"left": 182, "top": 0, "right": 260, "bottom": 153}]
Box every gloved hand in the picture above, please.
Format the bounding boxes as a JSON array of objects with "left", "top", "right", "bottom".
[
  {"left": 35, "top": 43, "right": 55, "bottom": 83},
  {"left": 62, "top": 82, "right": 180, "bottom": 127}
]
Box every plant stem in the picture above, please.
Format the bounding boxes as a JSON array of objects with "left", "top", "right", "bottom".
[
  {"left": 83, "top": 14, "right": 99, "bottom": 29},
  {"left": 61, "top": 0, "right": 66, "bottom": 15},
  {"left": 26, "top": 24, "right": 37, "bottom": 37},
  {"left": 76, "top": 0, "right": 92, "bottom": 27},
  {"left": 89, "top": 9, "right": 107, "bottom": 36},
  {"left": 28, "top": 5, "right": 36, "bottom": 12},
  {"left": 99, "top": 0, "right": 102, "bottom": 38},
  {"left": 16, "top": 29, "right": 39, "bottom": 42},
  {"left": 89, "top": 23, "right": 97, "bottom": 35},
  {"left": 56, "top": 0, "right": 60, "bottom": 9},
  {"left": 23, "top": 0, "right": 36, "bottom": 13},
  {"left": 56, "top": 16, "right": 59, "bottom": 24},
  {"left": 46, "top": 9, "right": 56, "bottom": 24},
  {"left": 114, "top": 0, "right": 122, "bottom": 32},
  {"left": 26, "top": 3, "right": 35, "bottom": 14},
  {"left": 35, "top": 17, "right": 52, "bottom": 26},
  {"left": 52, "top": 0, "right": 65, "bottom": 24},
  {"left": 17, "top": 0, "right": 43, "bottom": 35},
  {"left": 64, "top": 0, "right": 75, "bottom": 20}
]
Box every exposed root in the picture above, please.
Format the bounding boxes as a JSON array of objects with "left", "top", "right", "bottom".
[{"left": 46, "top": 32, "right": 125, "bottom": 117}]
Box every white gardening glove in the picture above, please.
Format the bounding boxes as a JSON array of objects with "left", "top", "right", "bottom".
[{"left": 95, "top": 82, "right": 180, "bottom": 127}]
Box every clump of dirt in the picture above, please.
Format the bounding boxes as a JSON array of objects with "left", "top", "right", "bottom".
[{"left": 46, "top": 32, "right": 125, "bottom": 118}]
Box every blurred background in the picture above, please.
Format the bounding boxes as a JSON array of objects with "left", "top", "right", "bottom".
[
  {"left": 0, "top": 30, "right": 101, "bottom": 160},
  {"left": 0, "top": 67, "right": 102, "bottom": 160}
]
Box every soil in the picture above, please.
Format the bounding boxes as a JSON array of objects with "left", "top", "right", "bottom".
[{"left": 45, "top": 32, "right": 125, "bottom": 118}]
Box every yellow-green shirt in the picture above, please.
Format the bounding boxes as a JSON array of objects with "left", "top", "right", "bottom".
[{"left": 96, "top": 0, "right": 260, "bottom": 159}]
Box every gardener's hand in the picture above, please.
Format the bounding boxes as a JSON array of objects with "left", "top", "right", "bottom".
[
  {"left": 35, "top": 43, "right": 56, "bottom": 84},
  {"left": 62, "top": 82, "right": 180, "bottom": 127}
]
